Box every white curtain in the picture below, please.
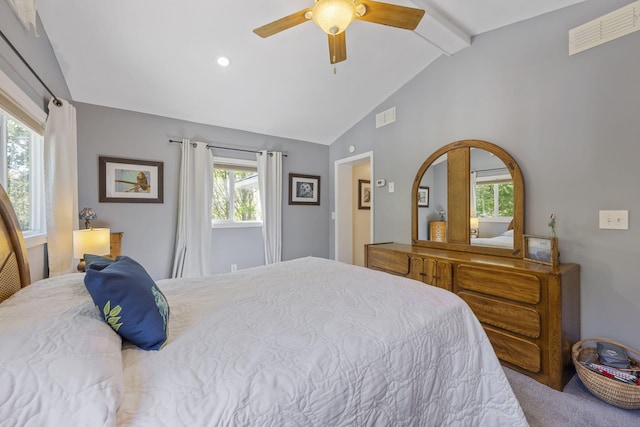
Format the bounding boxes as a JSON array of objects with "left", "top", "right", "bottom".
[
  {"left": 257, "top": 150, "right": 282, "bottom": 264},
  {"left": 44, "top": 98, "right": 78, "bottom": 276},
  {"left": 6, "top": 0, "right": 38, "bottom": 33},
  {"left": 171, "top": 139, "right": 214, "bottom": 278},
  {"left": 470, "top": 171, "right": 477, "bottom": 218}
]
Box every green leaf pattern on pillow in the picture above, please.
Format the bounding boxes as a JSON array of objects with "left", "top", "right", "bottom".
[
  {"left": 100, "top": 300, "right": 124, "bottom": 332},
  {"left": 151, "top": 285, "right": 169, "bottom": 330}
]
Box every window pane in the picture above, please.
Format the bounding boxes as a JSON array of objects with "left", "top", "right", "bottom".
[
  {"left": 6, "top": 117, "right": 31, "bottom": 230},
  {"left": 498, "top": 183, "right": 514, "bottom": 217},
  {"left": 233, "top": 171, "right": 260, "bottom": 221},
  {"left": 212, "top": 169, "right": 230, "bottom": 220},
  {"left": 475, "top": 183, "right": 494, "bottom": 218}
]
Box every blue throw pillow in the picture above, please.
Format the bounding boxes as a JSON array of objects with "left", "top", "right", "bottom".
[
  {"left": 84, "top": 254, "right": 117, "bottom": 271},
  {"left": 84, "top": 256, "right": 170, "bottom": 350}
]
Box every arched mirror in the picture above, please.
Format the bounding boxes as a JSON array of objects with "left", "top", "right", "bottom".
[{"left": 412, "top": 140, "right": 524, "bottom": 258}]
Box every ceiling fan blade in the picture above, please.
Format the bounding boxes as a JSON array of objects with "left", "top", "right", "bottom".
[
  {"left": 328, "top": 32, "right": 347, "bottom": 64},
  {"left": 356, "top": 1, "right": 425, "bottom": 30},
  {"left": 253, "top": 8, "right": 313, "bottom": 38}
]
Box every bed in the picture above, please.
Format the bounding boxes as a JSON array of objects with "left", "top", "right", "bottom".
[
  {"left": 0, "top": 185, "right": 527, "bottom": 426},
  {"left": 471, "top": 229, "right": 514, "bottom": 248}
]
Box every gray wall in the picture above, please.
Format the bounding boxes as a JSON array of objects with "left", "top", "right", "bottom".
[
  {"left": 76, "top": 103, "right": 330, "bottom": 279},
  {"left": 330, "top": 0, "right": 640, "bottom": 350}
]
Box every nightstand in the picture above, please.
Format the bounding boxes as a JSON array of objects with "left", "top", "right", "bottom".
[
  {"left": 107, "top": 232, "right": 123, "bottom": 259},
  {"left": 430, "top": 221, "right": 446, "bottom": 242}
]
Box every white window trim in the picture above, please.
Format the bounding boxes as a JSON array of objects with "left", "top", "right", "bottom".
[
  {"left": 212, "top": 156, "right": 263, "bottom": 228},
  {"left": 0, "top": 68, "right": 47, "bottom": 127},
  {"left": 0, "top": 68, "right": 47, "bottom": 238},
  {"left": 24, "top": 232, "right": 47, "bottom": 248},
  {"left": 212, "top": 220, "right": 263, "bottom": 229}
]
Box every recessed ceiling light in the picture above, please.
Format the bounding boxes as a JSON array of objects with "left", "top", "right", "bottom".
[{"left": 217, "top": 56, "right": 230, "bottom": 67}]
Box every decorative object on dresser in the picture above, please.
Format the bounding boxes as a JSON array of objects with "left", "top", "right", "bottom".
[
  {"left": 288, "top": 173, "right": 320, "bottom": 205},
  {"left": 523, "top": 235, "right": 559, "bottom": 267},
  {"left": 358, "top": 179, "right": 371, "bottom": 210},
  {"left": 367, "top": 139, "right": 581, "bottom": 391},
  {"left": 99, "top": 156, "right": 164, "bottom": 203},
  {"left": 72, "top": 227, "right": 111, "bottom": 272}
]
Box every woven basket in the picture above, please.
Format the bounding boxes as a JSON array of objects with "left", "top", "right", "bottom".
[{"left": 572, "top": 338, "right": 640, "bottom": 410}]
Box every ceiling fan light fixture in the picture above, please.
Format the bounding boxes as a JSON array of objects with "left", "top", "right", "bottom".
[{"left": 312, "top": 0, "right": 356, "bottom": 35}]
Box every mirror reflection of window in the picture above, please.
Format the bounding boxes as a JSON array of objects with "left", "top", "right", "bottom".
[{"left": 470, "top": 148, "right": 514, "bottom": 248}]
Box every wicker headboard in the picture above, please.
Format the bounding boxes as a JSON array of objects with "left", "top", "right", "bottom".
[{"left": 0, "top": 184, "right": 30, "bottom": 303}]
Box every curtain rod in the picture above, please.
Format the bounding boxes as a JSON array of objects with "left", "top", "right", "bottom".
[
  {"left": 169, "top": 139, "right": 287, "bottom": 157},
  {"left": 472, "top": 167, "right": 508, "bottom": 173},
  {"left": 0, "top": 29, "right": 62, "bottom": 107}
]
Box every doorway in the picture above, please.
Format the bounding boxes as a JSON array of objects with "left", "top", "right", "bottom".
[{"left": 334, "top": 151, "right": 373, "bottom": 266}]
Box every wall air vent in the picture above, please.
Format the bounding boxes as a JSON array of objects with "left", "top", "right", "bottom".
[
  {"left": 569, "top": 1, "right": 640, "bottom": 55},
  {"left": 375, "top": 107, "right": 396, "bottom": 128}
]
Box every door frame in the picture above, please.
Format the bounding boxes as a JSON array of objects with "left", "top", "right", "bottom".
[{"left": 334, "top": 151, "right": 373, "bottom": 263}]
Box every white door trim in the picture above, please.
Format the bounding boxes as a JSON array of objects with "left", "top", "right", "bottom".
[{"left": 334, "top": 151, "right": 373, "bottom": 263}]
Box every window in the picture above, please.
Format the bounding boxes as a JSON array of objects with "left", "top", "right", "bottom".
[
  {"left": 0, "top": 70, "right": 46, "bottom": 240},
  {"left": 212, "top": 157, "right": 262, "bottom": 227},
  {"left": 475, "top": 175, "right": 514, "bottom": 220}
]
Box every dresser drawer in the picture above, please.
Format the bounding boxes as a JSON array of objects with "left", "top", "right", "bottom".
[
  {"left": 485, "top": 327, "right": 541, "bottom": 373},
  {"left": 367, "top": 247, "right": 410, "bottom": 276},
  {"left": 457, "top": 265, "right": 541, "bottom": 304},
  {"left": 458, "top": 292, "right": 541, "bottom": 338}
]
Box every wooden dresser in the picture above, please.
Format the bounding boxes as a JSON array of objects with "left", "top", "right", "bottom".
[{"left": 365, "top": 242, "right": 580, "bottom": 391}]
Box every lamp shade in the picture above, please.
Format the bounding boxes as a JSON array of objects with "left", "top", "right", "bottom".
[
  {"left": 312, "top": 0, "right": 356, "bottom": 35},
  {"left": 73, "top": 228, "right": 111, "bottom": 259},
  {"left": 470, "top": 217, "right": 479, "bottom": 229}
]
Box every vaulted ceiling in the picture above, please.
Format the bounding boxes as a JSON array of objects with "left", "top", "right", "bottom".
[{"left": 37, "top": 0, "right": 585, "bottom": 145}]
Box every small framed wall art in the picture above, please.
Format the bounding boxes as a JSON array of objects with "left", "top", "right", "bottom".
[
  {"left": 99, "top": 156, "right": 164, "bottom": 203},
  {"left": 289, "top": 173, "right": 320, "bottom": 205},
  {"left": 358, "top": 179, "right": 371, "bottom": 210},
  {"left": 418, "top": 186, "right": 430, "bottom": 207},
  {"left": 523, "top": 235, "right": 559, "bottom": 266}
]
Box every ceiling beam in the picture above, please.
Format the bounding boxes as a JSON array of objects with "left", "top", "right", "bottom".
[{"left": 410, "top": 0, "right": 471, "bottom": 56}]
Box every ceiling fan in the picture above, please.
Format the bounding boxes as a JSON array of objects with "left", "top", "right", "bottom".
[{"left": 253, "top": 0, "right": 425, "bottom": 65}]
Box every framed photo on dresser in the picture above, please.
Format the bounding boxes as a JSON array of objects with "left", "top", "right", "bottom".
[{"left": 523, "top": 235, "right": 559, "bottom": 266}]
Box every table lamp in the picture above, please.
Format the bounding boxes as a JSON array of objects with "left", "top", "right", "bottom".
[
  {"left": 79, "top": 207, "right": 97, "bottom": 229},
  {"left": 73, "top": 228, "right": 111, "bottom": 272},
  {"left": 470, "top": 217, "right": 479, "bottom": 238}
]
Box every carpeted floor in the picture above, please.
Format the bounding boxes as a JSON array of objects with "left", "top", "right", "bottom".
[{"left": 503, "top": 367, "right": 640, "bottom": 426}]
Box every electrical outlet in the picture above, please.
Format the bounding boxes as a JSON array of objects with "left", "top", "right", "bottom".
[
  {"left": 389, "top": 182, "right": 395, "bottom": 193},
  {"left": 231, "top": 264, "right": 237, "bottom": 272},
  {"left": 599, "top": 210, "right": 629, "bottom": 230}
]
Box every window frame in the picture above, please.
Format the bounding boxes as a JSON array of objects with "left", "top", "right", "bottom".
[
  {"left": 475, "top": 173, "right": 513, "bottom": 223},
  {"left": 0, "top": 69, "right": 47, "bottom": 245},
  {"left": 211, "top": 156, "right": 263, "bottom": 229}
]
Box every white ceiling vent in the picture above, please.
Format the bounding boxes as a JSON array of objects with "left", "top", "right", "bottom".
[
  {"left": 569, "top": 1, "right": 640, "bottom": 55},
  {"left": 375, "top": 107, "right": 396, "bottom": 128}
]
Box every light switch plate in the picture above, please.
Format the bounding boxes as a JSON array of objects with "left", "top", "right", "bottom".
[
  {"left": 389, "top": 182, "right": 395, "bottom": 193},
  {"left": 599, "top": 210, "right": 629, "bottom": 230}
]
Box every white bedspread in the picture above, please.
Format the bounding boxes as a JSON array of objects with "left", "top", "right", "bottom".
[
  {"left": 117, "top": 257, "right": 527, "bottom": 426},
  {"left": 0, "top": 274, "right": 123, "bottom": 427}
]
